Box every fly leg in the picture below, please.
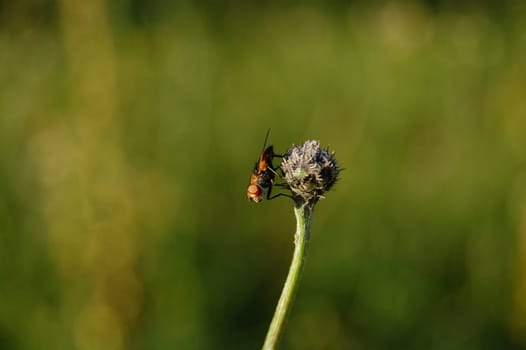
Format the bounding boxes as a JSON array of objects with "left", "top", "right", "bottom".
[
  {"left": 269, "top": 193, "right": 294, "bottom": 200},
  {"left": 265, "top": 182, "right": 293, "bottom": 200},
  {"left": 266, "top": 182, "right": 274, "bottom": 200}
]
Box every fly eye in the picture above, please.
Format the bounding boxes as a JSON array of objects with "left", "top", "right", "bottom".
[{"left": 248, "top": 184, "right": 261, "bottom": 195}]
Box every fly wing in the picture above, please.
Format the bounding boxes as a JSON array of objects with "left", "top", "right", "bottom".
[{"left": 258, "top": 146, "right": 274, "bottom": 172}]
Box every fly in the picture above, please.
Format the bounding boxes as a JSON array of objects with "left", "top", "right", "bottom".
[{"left": 247, "top": 129, "right": 280, "bottom": 203}]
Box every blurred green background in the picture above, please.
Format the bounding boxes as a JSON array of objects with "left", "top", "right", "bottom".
[{"left": 1, "top": 0, "right": 526, "bottom": 349}]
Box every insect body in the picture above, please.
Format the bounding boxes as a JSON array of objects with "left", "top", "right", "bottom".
[{"left": 247, "top": 130, "right": 279, "bottom": 203}]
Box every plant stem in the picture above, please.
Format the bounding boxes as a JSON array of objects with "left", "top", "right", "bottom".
[{"left": 262, "top": 201, "right": 313, "bottom": 350}]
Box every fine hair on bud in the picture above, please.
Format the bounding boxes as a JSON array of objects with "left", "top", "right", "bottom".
[{"left": 280, "top": 140, "right": 340, "bottom": 204}]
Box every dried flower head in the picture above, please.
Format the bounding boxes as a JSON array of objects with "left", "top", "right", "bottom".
[{"left": 280, "top": 140, "right": 340, "bottom": 204}]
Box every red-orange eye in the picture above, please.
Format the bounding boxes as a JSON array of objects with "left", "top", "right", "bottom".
[{"left": 248, "top": 184, "right": 261, "bottom": 195}]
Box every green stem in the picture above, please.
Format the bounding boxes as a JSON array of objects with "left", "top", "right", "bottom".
[{"left": 262, "top": 201, "right": 313, "bottom": 350}]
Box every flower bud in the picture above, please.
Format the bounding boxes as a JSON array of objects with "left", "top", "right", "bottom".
[{"left": 280, "top": 140, "right": 340, "bottom": 204}]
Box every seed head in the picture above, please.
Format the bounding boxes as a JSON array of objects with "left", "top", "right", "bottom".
[{"left": 280, "top": 140, "right": 340, "bottom": 204}]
